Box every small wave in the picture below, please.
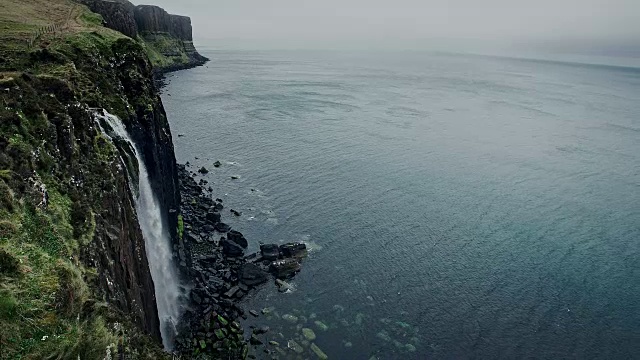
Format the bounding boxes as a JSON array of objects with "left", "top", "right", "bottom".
[
  {"left": 298, "top": 234, "right": 323, "bottom": 252},
  {"left": 605, "top": 123, "right": 640, "bottom": 133},
  {"left": 385, "top": 106, "right": 427, "bottom": 118}
]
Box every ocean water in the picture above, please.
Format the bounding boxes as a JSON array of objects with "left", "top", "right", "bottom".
[{"left": 161, "top": 51, "right": 640, "bottom": 359}]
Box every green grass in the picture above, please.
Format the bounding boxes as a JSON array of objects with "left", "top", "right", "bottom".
[
  {"left": 138, "top": 34, "right": 190, "bottom": 69},
  {"left": 0, "top": 1, "right": 180, "bottom": 358},
  {"left": 177, "top": 214, "right": 184, "bottom": 241},
  {"left": 79, "top": 11, "right": 103, "bottom": 28}
]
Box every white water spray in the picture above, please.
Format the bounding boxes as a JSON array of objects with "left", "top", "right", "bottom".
[{"left": 95, "top": 110, "right": 182, "bottom": 350}]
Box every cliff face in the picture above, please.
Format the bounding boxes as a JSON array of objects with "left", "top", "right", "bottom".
[
  {"left": 170, "top": 15, "right": 193, "bottom": 41},
  {"left": 0, "top": 1, "right": 182, "bottom": 357},
  {"left": 80, "top": 0, "right": 207, "bottom": 73},
  {"left": 133, "top": 5, "right": 193, "bottom": 41},
  {"left": 134, "top": 5, "right": 171, "bottom": 34},
  {"left": 80, "top": 0, "right": 138, "bottom": 38}
]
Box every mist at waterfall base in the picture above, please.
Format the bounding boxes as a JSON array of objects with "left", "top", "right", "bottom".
[
  {"left": 162, "top": 51, "right": 640, "bottom": 359},
  {"left": 95, "top": 111, "right": 183, "bottom": 350}
]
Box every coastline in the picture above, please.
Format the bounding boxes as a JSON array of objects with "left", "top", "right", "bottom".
[
  {"left": 173, "top": 162, "right": 309, "bottom": 357},
  {"left": 0, "top": 0, "right": 310, "bottom": 357}
]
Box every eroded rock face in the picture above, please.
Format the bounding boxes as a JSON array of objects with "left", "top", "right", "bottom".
[
  {"left": 80, "top": 0, "right": 138, "bottom": 38},
  {"left": 170, "top": 15, "right": 193, "bottom": 41},
  {"left": 80, "top": 0, "right": 195, "bottom": 41},
  {"left": 134, "top": 5, "right": 172, "bottom": 34},
  {"left": 0, "top": 36, "right": 183, "bottom": 342}
]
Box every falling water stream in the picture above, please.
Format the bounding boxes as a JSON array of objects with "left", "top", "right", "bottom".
[{"left": 95, "top": 110, "right": 182, "bottom": 350}]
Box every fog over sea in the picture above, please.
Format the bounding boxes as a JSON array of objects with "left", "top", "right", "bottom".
[{"left": 162, "top": 50, "right": 640, "bottom": 359}]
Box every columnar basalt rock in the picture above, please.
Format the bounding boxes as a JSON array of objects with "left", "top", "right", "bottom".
[
  {"left": 79, "top": 0, "right": 138, "bottom": 38},
  {"left": 170, "top": 15, "right": 193, "bottom": 41},
  {"left": 134, "top": 5, "right": 172, "bottom": 34},
  {"left": 79, "top": 0, "right": 208, "bottom": 73}
]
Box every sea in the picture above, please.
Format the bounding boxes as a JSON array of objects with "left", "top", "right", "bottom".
[{"left": 161, "top": 50, "right": 640, "bottom": 359}]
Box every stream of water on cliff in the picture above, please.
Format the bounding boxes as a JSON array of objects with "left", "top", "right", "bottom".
[{"left": 95, "top": 110, "right": 182, "bottom": 350}]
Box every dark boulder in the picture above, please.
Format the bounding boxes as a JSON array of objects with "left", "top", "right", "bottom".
[
  {"left": 253, "top": 326, "right": 269, "bottom": 335},
  {"left": 221, "top": 239, "right": 244, "bottom": 257},
  {"left": 224, "top": 286, "right": 240, "bottom": 298},
  {"left": 260, "top": 244, "right": 280, "bottom": 261},
  {"left": 215, "top": 222, "right": 231, "bottom": 233},
  {"left": 198, "top": 166, "right": 209, "bottom": 174},
  {"left": 185, "top": 232, "right": 203, "bottom": 244},
  {"left": 269, "top": 258, "right": 301, "bottom": 279},
  {"left": 279, "top": 243, "right": 308, "bottom": 258},
  {"left": 192, "top": 292, "right": 202, "bottom": 304},
  {"left": 227, "top": 230, "right": 248, "bottom": 248},
  {"left": 205, "top": 210, "right": 221, "bottom": 224},
  {"left": 213, "top": 161, "right": 222, "bottom": 168},
  {"left": 240, "top": 263, "right": 268, "bottom": 286},
  {"left": 249, "top": 334, "right": 262, "bottom": 345}
]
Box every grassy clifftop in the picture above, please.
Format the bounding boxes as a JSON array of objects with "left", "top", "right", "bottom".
[{"left": 0, "top": 1, "right": 173, "bottom": 358}]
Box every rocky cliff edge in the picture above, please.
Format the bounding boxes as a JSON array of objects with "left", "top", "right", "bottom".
[
  {"left": 0, "top": 0, "right": 183, "bottom": 357},
  {"left": 79, "top": 0, "right": 209, "bottom": 74}
]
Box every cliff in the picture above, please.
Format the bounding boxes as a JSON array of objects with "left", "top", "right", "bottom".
[
  {"left": 0, "top": 0, "right": 182, "bottom": 357},
  {"left": 80, "top": 0, "right": 208, "bottom": 73},
  {"left": 78, "top": 0, "right": 138, "bottom": 38}
]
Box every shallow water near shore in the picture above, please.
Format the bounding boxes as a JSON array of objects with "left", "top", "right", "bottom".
[{"left": 162, "top": 50, "right": 640, "bottom": 359}]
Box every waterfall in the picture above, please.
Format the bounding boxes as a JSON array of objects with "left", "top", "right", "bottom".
[{"left": 94, "top": 110, "right": 182, "bottom": 350}]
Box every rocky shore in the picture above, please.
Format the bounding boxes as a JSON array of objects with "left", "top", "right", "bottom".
[{"left": 174, "top": 164, "right": 308, "bottom": 358}]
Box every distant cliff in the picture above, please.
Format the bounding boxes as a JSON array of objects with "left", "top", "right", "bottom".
[{"left": 79, "top": 0, "right": 208, "bottom": 73}]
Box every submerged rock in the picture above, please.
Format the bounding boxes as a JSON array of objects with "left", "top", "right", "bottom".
[
  {"left": 287, "top": 339, "right": 304, "bottom": 354},
  {"left": 213, "top": 161, "right": 222, "bottom": 167},
  {"left": 275, "top": 278, "right": 294, "bottom": 292},
  {"left": 314, "top": 321, "right": 329, "bottom": 331},
  {"left": 282, "top": 314, "right": 298, "bottom": 323},
  {"left": 310, "top": 343, "right": 328, "bottom": 359},
  {"left": 302, "top": 328, "right": 316, "bottom": 341},
  {"left": 376, "top": 330, "right": 391, "bottom": 342},
  {"left": 261, "top": 307, "right": 274, "bottom": 315},
  {"left": 198, "top": 166, "right": 209, "bottom": 174},
  {"left": 250, "top": 334, "right": 262, "bottom": 345}
]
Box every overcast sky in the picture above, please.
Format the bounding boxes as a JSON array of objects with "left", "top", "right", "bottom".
[{"left": 133, "top": 0, "right": 640, "bottom": 54}]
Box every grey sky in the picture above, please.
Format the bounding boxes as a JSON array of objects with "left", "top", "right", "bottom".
[{"left": 133, "top": 0, "right": 640, "bottom": 53}]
